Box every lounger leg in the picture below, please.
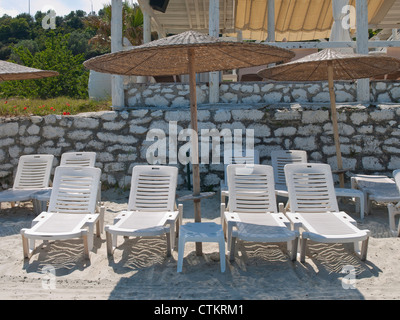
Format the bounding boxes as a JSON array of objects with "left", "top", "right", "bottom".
[
  {"left": 359, "top": 237, "right": 369, "bottom": 261},
  {"left": 228, "top": 236, "right": 236, "bottom": 262},
  {"left": 353, "top": 240, "right": 360, "bottom": 254},
  {"left": 176, "top": 204, "right": 183, "bottom": 237},
  {"left": 87, "top": 225, "right": 94, "bottom": 251},
  {"left": 289, "top": 238, "right": 298, "bottom": 261},
  {"left": 105, "top": 228, "right": 114, "bottom": 256},
  {"left": 366, "top": 195, "right": 371, "bottom": 216},
  {"left": 82, "top": 230, "right": 89, "bottom": 260},
  {"left": 388, "top": 204, "right": 398, "bottom": 235},
  {"left": 168, "top": 223, "right": 175, "bottom": 251},
  {"left": 21, "top": 232, "right": 30, "bottom": 259},
  {"left": 166, "top": 231, "right": 172, "bottom": 257},
  {"left": 220, "top": 203, "right": 226, "bottom": 238},
  {"left": 300, "top": 238, "right": 307, "bottom": 263},
  {"left": 177, "top": 237, "right": 186, "bottom": 272},
  {"left": 219, "top": 240, "right": 226, "bottom": 272},
  {"left": 98, "top": 206, "right": 105, "bottom": 234}
]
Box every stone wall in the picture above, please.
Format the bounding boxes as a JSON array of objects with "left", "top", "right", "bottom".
[
  {"left": 1, "top": 103, "right": 400, "bottom": 190},
  {"left": 125, "top": 81, "right": 400, "bottom": 108}
]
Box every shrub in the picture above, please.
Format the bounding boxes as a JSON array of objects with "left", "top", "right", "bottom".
[{"left": 0, "top": 32, "right": 89, "bottom": 99}]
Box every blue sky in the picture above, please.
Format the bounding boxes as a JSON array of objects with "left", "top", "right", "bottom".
[{"left": 0, "top": 0, "right": 125, "bottom": 17}]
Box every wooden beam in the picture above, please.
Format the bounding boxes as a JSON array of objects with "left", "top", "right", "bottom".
[
  {"left": 194, "top": 0, "right": 202, "bottom": 29},
  {"left": 184, "top": 0, "right": 193, "bottom": 29},
  {"left": 264, "top": 40, "right": 400, "bottom": 49}
]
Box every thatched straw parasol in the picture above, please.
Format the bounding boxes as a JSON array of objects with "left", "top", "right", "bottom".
[
  {"left": 0, "top": 60, "right": 59, "bottom": 81},
  {"left": 258, "top": 48, "right": 400, "bottom": 187},
  {"left": 84, "top": 30, "right": 295, "bottom": 254}
]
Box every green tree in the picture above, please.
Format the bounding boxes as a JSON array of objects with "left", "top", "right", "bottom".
[
  {"left": 0, "top": 33, "right": 89, "bottom": 99},
  {"left": 84, "top": 1, "right": 144, "bottom": 50}
]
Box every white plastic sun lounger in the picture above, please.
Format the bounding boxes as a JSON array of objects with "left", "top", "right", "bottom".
[
  {"left": 0, "top": 155, "right": 54, "bottom": 213},
  {"left": 387, "top": 169, "right": 400, "bottom": 236},
  {"left": 220, "top": 149, "right": 260, "bottom": 204},
  {"left": 21, "top": 166, "right": 103, "bottom": 260},
  {"left": 33, "top": 152, "right": 99, "bottom": 213},
  {"left": 105, "top": 165, "right": 183, "bottom": 257},
  {"left": 271, "top": 150, "right": 307, "bottom": 199},
  {"left": 272, "top": 150, "right": 365, "bottom": 218},
  {"left": 221, "top": 164, "right": 299, "bottom": 261},
  {"left": 351, "top": 174, "right": 400, "bottom": 216},
  {"left": 284, "top": 163, "right": 370, "bottom": 263}
]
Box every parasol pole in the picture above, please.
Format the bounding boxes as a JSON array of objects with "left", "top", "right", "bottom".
[
  {"left": 327, "top": 60, "right": 345, "bottom": 188},
  {"left": 188, "top": 48, "right": 203, "bottom": 255}
]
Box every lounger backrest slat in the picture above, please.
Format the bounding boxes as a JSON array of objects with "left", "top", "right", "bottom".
[
  {"left": 271, "top": 150, "right": 307, "bottom": 186},
  {"left": 13, "top": 155, "right": 54, "bottom": 190},
  {"left": 223, "top": 149, "right": 260, "bottom": 185},
  {"left": 128, "top": 166, "right": 178, "bottom": 212},
  {"left": 227, "top": 164, "right": 277, "bottom": 213},
  {"left": 60, "top": 152, "right": 96, "bottom": 167},
  {"left": 393, "top": 169, "right": 400, "bottom": 192},
  {"left": 48, "top": 167, "right": 101, "bottom": 214},
  {"left": 285, "top": 163, "right": 339, "bottom": 213}
]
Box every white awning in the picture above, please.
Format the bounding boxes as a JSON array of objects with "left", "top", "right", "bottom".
[{"left": 141, "top": 0, "right": 400, "bottom": 41}]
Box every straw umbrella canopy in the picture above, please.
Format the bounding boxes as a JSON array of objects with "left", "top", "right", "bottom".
[
  {"left": 257, "top": 48, "right": 400, "bottom": 187},
  {"left": 0, "top": 60, "right": 59, "bottom": 81},
  {"left": 84, "top": 30, "right": 294, "bottom": 254}
]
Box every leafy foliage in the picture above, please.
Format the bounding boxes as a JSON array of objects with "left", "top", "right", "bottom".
[
  {"left": 0, "top": 2, "right": 144, "bottom": 100},
  {"left": 1, "top": 33, "right": 89, "bottom": 99}
]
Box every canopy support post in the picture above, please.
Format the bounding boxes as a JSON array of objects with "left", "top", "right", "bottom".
[
  {"left": 188, "top": 49, "right": 202, "bottom": 256},
  {"left": 356, "top": 0, "right": 370, "bottom": 103},
  {"left": 111, "top": 0, "right": 125, "bottom": 109},
  {"left": 209, "top": 0, "right": 220, "bottom": 104}
]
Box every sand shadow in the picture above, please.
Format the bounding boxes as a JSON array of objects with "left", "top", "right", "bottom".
[
  {"left": 107, "top": 238, "right": 374, "bottom": 300},
  {"left": 22, "top": 235, "right": 105, "bottom": 275}
]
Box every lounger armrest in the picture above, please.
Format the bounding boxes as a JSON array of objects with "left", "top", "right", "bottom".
[
  {"left": 273, "top": 212, "right": 292, "bottom": 229},
  {"left": 84, "top": 213, "right": 100, "bottom": 227},
  {"left": 113, "top": 211, "right": 132, "bottom": 224},
  {"left": 178, "top": 203, "right": 183, "bottom": 224},
  {"left": 31, "top": 211, "right": 50, "bottom": 227},
  {"left": 224, "top": 211, "right": 240, "bottom": 231},
  {"left": 284, "top": 211, "right": 303, "bottom": 231},
  {"left": 337, "top": 211, "right": 357, "bottom": 226},
  {"left": 224, "top": 211, "right": 240, "bottom": 223},
  {"left": 220, "top": 203, "right": 226, "bottom": 225},
  {"left": 165, "top": 210, "right": 180, "bottom": 224}
]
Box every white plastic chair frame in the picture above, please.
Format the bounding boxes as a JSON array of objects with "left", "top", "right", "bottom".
[
  {"left": 21, "top": 167, "right": 103, "bottom": 260},
  {"left": 60, "top": 152, "right": 96, "bottom": 167},
  {"left": 272, "top": 150, "right": 365, "bottom": 218},
  {"left": 271, "top": 150, "right": 307, "bottom": 198},
  {"left": 0, "top": 154, "right": 54, "bottom": 212},
  {"left": 33, "top": 152, "right": 100, "bottom": 215},
  {"left": 220, "top": 149, "right": 260, "bottom": 204},
  {"left": 221, "top": 164, "right": 299, "bottom": 262},
  {"left": 284, "top": 163, "right": 370, "bottom": 263},
  {"left": 351, "top": 174, "right": 400, "bottom": 216},
  {"left": 105, "top": 165, "right": 183, "bottom": 257},
  {"left": 387, "top": 169, "right": 400, "bottom": 236}
]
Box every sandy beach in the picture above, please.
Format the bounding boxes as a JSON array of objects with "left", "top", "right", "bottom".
[{"left": 0, "top": 188, "right": 399, "bottom": 301}]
